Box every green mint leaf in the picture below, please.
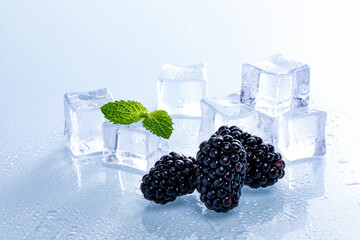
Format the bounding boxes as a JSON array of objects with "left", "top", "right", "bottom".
[
  {"left": 142, "top": 110, "right": 174, "bottom": 139},
  {"left": 101, "top": 100, "right": 148, "bottom": 124}
]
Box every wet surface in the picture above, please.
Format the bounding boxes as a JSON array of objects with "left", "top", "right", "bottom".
[{"left": 0, "top": 90, "right": 359, "bottom": 239}]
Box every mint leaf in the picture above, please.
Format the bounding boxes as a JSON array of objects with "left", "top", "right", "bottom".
[
  {"left": 101, "top": 100, "right": 148, "bottom": 124},
  {"left": 101, "top": 100, "right": 174, "bottom": 139},
  {"left": 142, "top": 110, "right": 174, "bottom": 139}
]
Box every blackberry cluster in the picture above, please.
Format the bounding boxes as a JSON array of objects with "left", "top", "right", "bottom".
[
  {"left": 196, "top": 126, "right": 247, "bottom": 212},
  {"left": 228, "top": 126, "right": 286, "bottom": 189},
  {"left": 140, "top": 152, "right": 197, "bottom": 204}
]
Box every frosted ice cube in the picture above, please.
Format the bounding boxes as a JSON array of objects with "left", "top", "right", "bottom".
[
  {"left": 168, "top": 115, "right": 201, "bottom": 157},
  {"left": 198, "top": 92, "right": 262, "bottom": 143},
  {"left": 157, "top": 63, "right": 207, "bottom": 117},
  {"left": 102, "top": 121, "right": 169, "bottom": 172},
  {"left": 64, "top": 88, "right": 114, "bottom": 156},
  {"left": 278, "top": 107, "right": 327, "bottom": 161},
  {"left": 241, "top": 54, "right": 310, "bottom": 117}
]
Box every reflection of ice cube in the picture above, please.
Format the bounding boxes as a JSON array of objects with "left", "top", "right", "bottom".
[
  {"left": 102, "top": 121, "right": 169, "bottom": 172},
  {"left": 198, "top": 92, "right": 261, "bottom": 142},
  {"left": 285, "top": 157, "right": 325, "bottom": 199},
  {"left": 157, "top": 63, "right": 207, "bottom": 117},
  {"left": 70, "top": 153, "right": 125, "bottom": 195},
  {"left": 64, "top": 88, "right": 114, "bottom": 156},
  {"left": 241, "top": 54, "right": 310, "bottom": 117},
  {"left": 168, "top": 115, "right": 201, "bottom": 157},
  {"left": 70, "top": 154, "right": 105, "bottom": 188},
  {"left": 278, "top": 107, "right": 327, "bottom": 161}
]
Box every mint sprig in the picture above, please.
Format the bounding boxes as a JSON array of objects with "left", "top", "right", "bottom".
[{"left": 101, "top": 100, "right": 174, "bottom": 139}]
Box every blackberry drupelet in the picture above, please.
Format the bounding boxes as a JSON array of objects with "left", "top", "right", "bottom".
[
  {"left": 196, "top": 127, "right": 247, "bottom": 212},
  {"left": 140, "top": 152, "right": 197, "bottom": 204},
  {"left": 228, "top": 126, "right": 285, "bottom": 189}
]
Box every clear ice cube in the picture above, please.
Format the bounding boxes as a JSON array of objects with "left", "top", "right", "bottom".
[
  {"left": 157, "top": 63, "right": 207, "bottom": 117},
  {"left": 198, "top": 92, "right": 262, "bottom": 143},
  {"left": 64, "top": 88, "right": 114, "bottom": 156},
  {"left": 241, "top": 54, "right": 310, "bottom": 117},
  {"left": 258, "top": 111, "right": 279, "bottom": 145},
  {"left": 102, "top": 121, "right": 169, "bottom": 172},
  {"left": 168, "top": 115, "right": 201, "bottom": 157},
  {"left": 278, "top": 107, "right": 327, "bottom": 161}
]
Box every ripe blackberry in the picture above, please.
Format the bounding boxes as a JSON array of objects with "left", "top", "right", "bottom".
[
  {"left": 140, "top": 152, "right": 197, "bottom": 204},
  {"left": 228, "top": 126, "right": 286, "bottom": 189},
  {"left": 196, "top": 129, "right": 247, "bottom": 212}
]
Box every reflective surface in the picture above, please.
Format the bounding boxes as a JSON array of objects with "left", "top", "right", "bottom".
[
  {"left": 1, "top": 114, "right": 359, "bottom": 239},
  {"left": 1, "top": 91, "right": 359, "bottom": 240},
  {"left": 1, "top": 0, "right": 360, "bottom": 239}
]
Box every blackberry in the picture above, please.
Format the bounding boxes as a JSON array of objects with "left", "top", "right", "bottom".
[
  {"left": 227, "top": 126, "right": 286, "bottom": 189},
  {"left": 196, "top": 129, "right": 247, "bottom": 212},
  {"left": 140, "top": 152, "right": 197, "bottom": 204}
]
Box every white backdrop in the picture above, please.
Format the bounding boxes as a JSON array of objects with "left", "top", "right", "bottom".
[{"left": 1, "top": 1, "right": 359, "bottom": 239}]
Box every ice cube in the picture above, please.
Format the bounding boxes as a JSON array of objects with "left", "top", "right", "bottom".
[
  {"left": 102, "top": 121, "right": 169, "bottom": 172},
  {"left": 278, "top": 107, "right": 327, "bottom": 161},
  {"left": 241, "top": 54, "right": 310, "bottom": 117},
  {"left": 64, "top": 88, "right": 114, "bottom": 156},
  {"left": 168, "top": 115, "right": 201, "bottom": 157},
  {"left": 198, "top": 92, "right": 262, "bottom": 143},
  {"left": 157, "top": 63, "right": 207, "bottom": 117},
  {"left": 258, "top": 111, "right": 279, "bottom": 145}
]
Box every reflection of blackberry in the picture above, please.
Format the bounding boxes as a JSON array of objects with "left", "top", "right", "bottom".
[
  {"left": 229, "top": 126, "right": 285, "bottom": 189},
  {"left": 196, "top": 127, "right": 247, "bottom": 212},
  {"left": 140, "top": 152, "right": 197, "bottom": 204}
]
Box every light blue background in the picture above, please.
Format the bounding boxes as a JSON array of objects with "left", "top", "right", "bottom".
[{"left": 1, "top": 1, "right": 359, "bottom": 239}]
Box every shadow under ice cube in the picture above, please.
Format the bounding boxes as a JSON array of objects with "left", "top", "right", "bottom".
[
  {"left": 64, "top": 88, "right": 114, "bottom": 156},
  {"left": 241, "top": 54, "right": 310, "bottom": 117},
  {"left": 102, "top": 121, "right": 169, "bottom": 172},
  {"left": 157, "top": 63, "right": 207, "bottom": 117},
  {"left": 278, "top": 107, "right": 327, "bottom": 161}
]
